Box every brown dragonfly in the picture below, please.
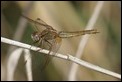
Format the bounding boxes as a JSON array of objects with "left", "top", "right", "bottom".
[{"left": 22, "top": 15, "right": 99, "bottom": 71}]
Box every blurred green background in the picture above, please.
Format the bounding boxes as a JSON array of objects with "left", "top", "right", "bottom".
[{"left": 1, "top": 1, "right": 121, "bottom": 81}]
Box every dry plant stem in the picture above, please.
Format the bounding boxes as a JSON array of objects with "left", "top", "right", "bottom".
[
  {"left": 68, "top": 1, "right": 105, "bottom": 81},
  {"left": 24, "top": 49, "right": 33, "bottom": 81},
  {"left": 7, "top": 1, "right": 34, "bottom": 55},
  {"left": 1, "top": 37, "right": 121, "bottom": 79}
]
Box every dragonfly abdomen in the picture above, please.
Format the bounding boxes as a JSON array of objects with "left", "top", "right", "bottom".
[{"left": 59, "top": 29, "right": 99, "bottom": 38}]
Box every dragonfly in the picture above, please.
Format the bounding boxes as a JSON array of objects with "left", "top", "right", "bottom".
[{"left": 22, "top": 15, "right": 99, "bottom": 71}]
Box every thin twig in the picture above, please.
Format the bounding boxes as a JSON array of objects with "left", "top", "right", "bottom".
[
  {"left": 68, "top": 1, "right": 105, "bottom": 80},
  {"left": 1, "top": 37, "right": 121, "bottom": 79},
  {"left": 7, "top": 1, "right": 34, "bottom": 55}
]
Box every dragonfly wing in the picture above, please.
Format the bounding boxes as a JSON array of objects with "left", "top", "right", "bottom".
[
  {"left": 22, "top": 15, "right": 53, "bottom": 32},
  {"left": 40, "top": 37, "right": 62, "bottom": 71}
]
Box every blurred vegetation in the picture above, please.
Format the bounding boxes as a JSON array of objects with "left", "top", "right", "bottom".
[{"left": 1, "top": 1, "right": 121, "bottom": 81}]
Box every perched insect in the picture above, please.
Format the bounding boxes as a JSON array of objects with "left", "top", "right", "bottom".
[{"left": 22, "top": 15, "right": 99, "bottom": 71}]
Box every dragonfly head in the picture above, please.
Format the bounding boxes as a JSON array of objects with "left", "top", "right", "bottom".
[{"left": 31, "top": 32, "right": 40, "bottom": 42}]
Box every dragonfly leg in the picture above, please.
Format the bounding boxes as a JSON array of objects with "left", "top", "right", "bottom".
[
  {"left": 44, "top": 39, "right": 52, "bottom": 56},
  {"left": 36, "top": 39, "right": 44, "bottom": 52},
  {"left": 30, "top": 41, "right": 38, "bottom": 49}
]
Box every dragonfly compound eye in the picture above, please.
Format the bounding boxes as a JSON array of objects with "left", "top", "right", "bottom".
[{"left": 31, "top": 34, "right": 40, "bottom": 41}]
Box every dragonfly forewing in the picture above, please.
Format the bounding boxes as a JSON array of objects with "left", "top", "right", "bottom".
[{"left": 22, "top": 15, "right": 53, "bottom": 32}]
